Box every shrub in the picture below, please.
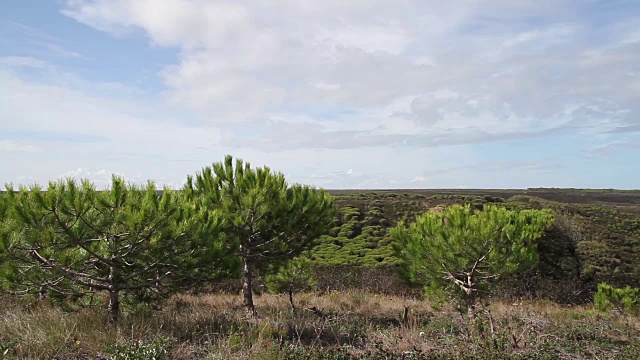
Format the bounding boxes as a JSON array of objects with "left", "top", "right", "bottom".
[
  {"left": 266, "top": 256, "right": 316, "bottom": 311},
  {"left": 594, "top": 282, "right": 640, "bottom": 315}
]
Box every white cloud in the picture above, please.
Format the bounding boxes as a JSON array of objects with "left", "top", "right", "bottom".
[
  {"left": 316, "top": 23, "right": 413, "bottom": 54},
  {"left": 0, "top": 140, "right": 42, "bottom": 153},
  {"left": 2, "top": 0, "right": 637, "bottom": 188},
  {"left": 60, "top": 0, "right": 639, "bottom": 141},
  {"left": 0, "top": 67, "right": 226, "bottom": 187},
  {"left": 0, "top": 61, "right": 484, "bottom": 188}
]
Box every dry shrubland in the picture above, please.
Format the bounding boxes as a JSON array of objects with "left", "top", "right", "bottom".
[{"left": 1, "top": 290, "right": 639, "bottom": 359}]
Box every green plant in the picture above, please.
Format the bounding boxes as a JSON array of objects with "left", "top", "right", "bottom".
[
  {"left": 184, "top": 155, "right": 335, "bottom": 315},
  {"left": 1, "top": 177, "right": 235, "bottom": 323},
  {"left": 392, "top": 204, "right": 554, "bottom": 319},
  {"left": 594, "top": 282, "right": 640, "bottom": 315},
  {"left": 266, "top": 256, "right": 316, "bottom": 311}
]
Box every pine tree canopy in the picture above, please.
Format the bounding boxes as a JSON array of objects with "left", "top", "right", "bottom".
[
  {"left": 392, "top": 204, "right": 554, "bottom": 309},
  {"left": 184, "top": 155, "right": 335, "bottom": 313},
  {"left": 184, "top": 155, "right": 335, "bottom": 270},
  {"left": 0, "top": 176, "right": 236, "bottom": 322}
]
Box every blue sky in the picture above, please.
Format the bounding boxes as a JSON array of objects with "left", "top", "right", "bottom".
[{"left": 1, "top": 0, "right": 639, "bottom": 189}]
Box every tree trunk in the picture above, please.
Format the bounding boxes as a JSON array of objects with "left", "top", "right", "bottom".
[
  {"left": 108, "top": 288, "right": 120, "bottom": 324},
  {"left": 465, "top": 288, "right": 477, "bottom": 321},
  {"left": 108, "top": 261, "right": 120, "bottom": 324},
  {"left": 288, "top": 287, "right": 295, "bottom": 312},
  {"left": 243, "top": 258, "right": 256, "bottom": 316},
  {"left": 464, "top": 273, "right": 477, "bottom": 321}
]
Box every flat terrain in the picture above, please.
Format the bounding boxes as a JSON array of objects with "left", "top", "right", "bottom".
[
  {"left": 327, "top": 188, "right": 640, "bottom": 206},
  {"left": 2, "top": 291, "right": 639, "bottom": 359}
]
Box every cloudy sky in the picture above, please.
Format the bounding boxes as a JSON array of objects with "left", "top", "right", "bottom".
[{"left": 1, "top": 0, "right": 639, "bottom": 189}]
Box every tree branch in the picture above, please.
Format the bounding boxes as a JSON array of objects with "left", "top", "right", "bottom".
[
  {"left": 29, "top": 249, "right": 110, "bottom": 291},
  {"left": 51, "top": 208, "right": 114, "bottom": 266}
]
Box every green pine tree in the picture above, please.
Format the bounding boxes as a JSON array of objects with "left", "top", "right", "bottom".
[
  {"left": 184, "top": 155, "right": 334, "bottom": 315},
  {"left": 0, "top": 176, "right": 236, "bottom": 323},
  {"left": 392, "top": 204, "right": 554, "bottom": 319}
]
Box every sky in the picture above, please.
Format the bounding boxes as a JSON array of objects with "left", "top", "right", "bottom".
[{"left": 1, "top": 0, "right": 639, "bottom": 189}]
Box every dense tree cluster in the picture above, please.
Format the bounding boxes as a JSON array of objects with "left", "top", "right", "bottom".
[{"left": 0, "top": 155, "right": 334, "bottom": 322}]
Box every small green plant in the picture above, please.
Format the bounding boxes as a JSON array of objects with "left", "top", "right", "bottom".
[
  {"left": 594, "top": 282, "right": 640, "bottom": 315},
  {"left": 266, "top": 256, "right": 316, "bottom": 311},
  {"left": 107, "top": 338, "right": 170, "bottom": 360}
]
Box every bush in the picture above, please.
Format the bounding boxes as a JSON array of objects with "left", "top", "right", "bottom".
[
  {"left": 594, "top": 282, "right": 640, "bottom": 315},
  {"left": 266, "top": 256, "right": 316, "bottom": 310}
]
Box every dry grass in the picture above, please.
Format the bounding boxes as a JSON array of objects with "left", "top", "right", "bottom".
[{"left": 1, "top": 291, "right": 639, "bottom": 359}]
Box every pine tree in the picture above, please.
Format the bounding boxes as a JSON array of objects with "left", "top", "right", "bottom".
[
  {"left": 0, "top": 177, "right": 236, "bottom": 323},
  {"left": 265, "top": 255, "right": 316, "bottom": 312},
  {"left": 392, "top": 204, "right": 554, "bottom": 319},
  {"left": 185, "top": 155, "right": 334, "bottom": 315}
]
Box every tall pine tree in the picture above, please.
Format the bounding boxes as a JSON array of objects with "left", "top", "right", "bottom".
[{"left": 185, "top": 155, "right": 334, "bottom": 315}]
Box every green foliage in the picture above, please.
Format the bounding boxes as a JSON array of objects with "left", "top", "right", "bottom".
[
  {"left": 266, "top": 256, "right": 316, "bottom": 295},
  {"left": 0, "top": 176, "right": 235, "bottom": 322},
  {"left": 423, "top": 282, "right": 450, "bottom": 312},
  {"left": 304, "top": 189, "right": 640, "bottom": 300},
  {"left": 512, "top": 198, "right": 640, "bottom": 288},
  {"left": 311, "top": 197, "right": 425, "bottom": 268},
  {"left": 185, "top": 155, "right": 334, "bottom": 269},
  {"left": 0, "top": 192, "right": 12, "bottom": 292},
  {"left": 392, "top": 204, "right": 554, "bottom": 310},
  {"left": 185, "top": 155, "right": 335, "bottom": 311},
  {"left": 594, "top": 282, "right": 640, "bottom": 315}
]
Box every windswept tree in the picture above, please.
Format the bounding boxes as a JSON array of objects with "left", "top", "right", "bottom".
[
  {"left": 392, "top": 204, "right": 554, "bottom": 319},
  {"left": 185, "top": 155, "right": 334, "bottom": 315},
  {"left": 0, "top": 177, "right": 236, "bottom": 323}
]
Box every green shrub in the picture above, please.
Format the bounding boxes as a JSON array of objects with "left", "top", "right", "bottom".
[
  {"left": 594, "top": 282, "right": 640, "bottom": 315},
  {"left": 266, "top": 256, "right": 316, "bottom": 310}
]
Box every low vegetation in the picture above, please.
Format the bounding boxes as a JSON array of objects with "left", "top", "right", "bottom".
[
  {"left": 594, "top": 283, "right": 640, "bottom": 316},
  {"left": 1, "top": 156, "right": 640, "bottom": 358},
  {"left": 312, "top": 189, "right": 640, "bottom": 303},
  {"left": 1, "top": 291, "right": 639, "bottom": 359}
]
